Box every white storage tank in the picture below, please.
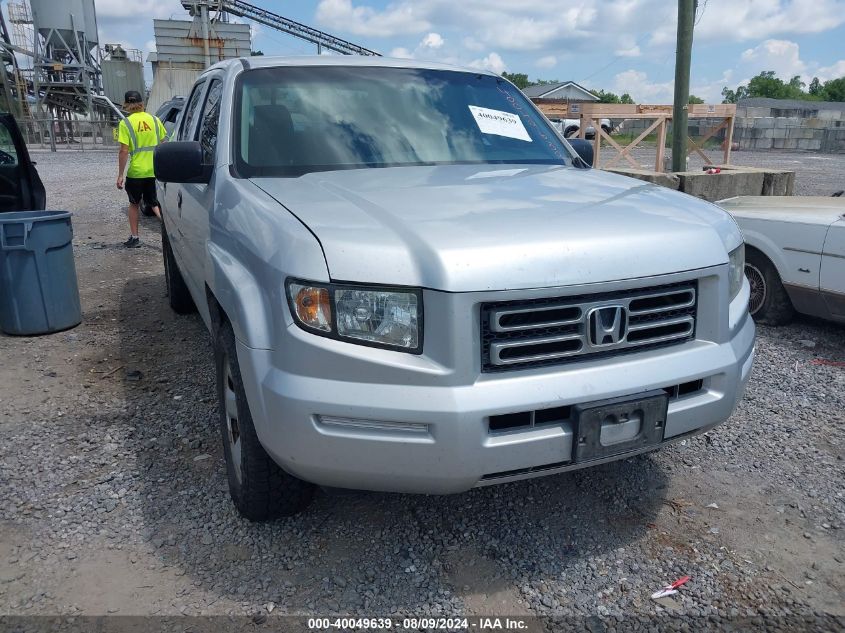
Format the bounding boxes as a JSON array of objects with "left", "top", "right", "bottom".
[{"left": 30, "top": 0, "right": 94, "bottom": 52}]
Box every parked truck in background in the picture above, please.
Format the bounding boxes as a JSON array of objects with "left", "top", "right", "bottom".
[{"left": 154, "top": 57, "right": 754, "bottom": 520}]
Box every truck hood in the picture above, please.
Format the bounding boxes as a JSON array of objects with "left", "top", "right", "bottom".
[{"left": 252, "top": 164, "right": 741, "bottom": 292}]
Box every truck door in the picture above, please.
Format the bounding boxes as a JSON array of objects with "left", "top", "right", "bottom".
[
  {"left": 820, "top": 217, "right": 845, "bottom": 319},
  {"left": 179, "top": 76, "right": 223, "bottom": 309},
  {"left": 0, "top": 114, "right": 45, "bottom": 212},
  {"left": 161, "top": 80, "right": 205, "bottom": 268}
]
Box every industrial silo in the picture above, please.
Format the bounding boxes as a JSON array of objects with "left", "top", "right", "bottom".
[
  {"left": 30, "top": 0, "right": 91, "bottom": 53},
  {"left": 81, "top": 0, "right": 99, "bottom": 47}
]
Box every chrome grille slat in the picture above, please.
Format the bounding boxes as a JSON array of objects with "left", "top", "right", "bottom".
[
  {"left": 481, "top": 281, "right": 698, "bottom": 372},
  {"left": 627, "top": 314, "right": 694, "bottom": 332}
]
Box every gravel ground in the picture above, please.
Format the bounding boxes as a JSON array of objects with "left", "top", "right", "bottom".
[{"left": 1, "top": 150, "right": 843, "bottom": 631}]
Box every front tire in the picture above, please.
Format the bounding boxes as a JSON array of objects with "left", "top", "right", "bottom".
[
  {"left": 745, "top": 249, "right": 795, "bottom": 325},
  {"left": 162, "top": 227, "right": 197, "bottom": 314},
  {"left": 215, "top": 322, "right": 315, "bottom": 520}
]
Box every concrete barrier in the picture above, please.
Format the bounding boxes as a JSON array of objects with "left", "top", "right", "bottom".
[{"left": 607, "top": 165, "right": 794, "bottom": 201}]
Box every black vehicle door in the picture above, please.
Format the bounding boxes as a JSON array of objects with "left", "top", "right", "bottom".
[{"left": 0, "top": 113, "right": 46, "bottom": 212}]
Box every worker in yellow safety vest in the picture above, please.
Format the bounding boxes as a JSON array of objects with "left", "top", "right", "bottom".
[{"left": 116, "top": 90, "right": 167, "bottom": 248}]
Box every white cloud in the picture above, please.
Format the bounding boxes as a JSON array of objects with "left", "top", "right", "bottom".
[
  {"left": 420, "top": 32, "right": 444, "bottom": 49},
  {"left": 615, "top": 45, "right": 641, "bottom": 58},
  {"left": 612, "top": 69, "right": 674, "bottom": 103},
  {"left": 388, "top": 46, "right": 414, "bottom": 59},
  {"left": 740, "top": 39, "right": 807, "bottom": 78},
  {"left": 814, "top": 60, "right": 845, "bottom": 82},
  {"left": 315, "top": 0, "right": 430, "bottom": 37},
  {"left": 387, "top": 32, "right": 445, "bottom": 59},
  {"left": 469, "top": 52, "right": 507, "bottom": 74},
  {"left": 535, "top": 55, "right": 557, "bottom": 69},
  {"left": 95, "top": 0, "right": 182, "bottom": 20},
  {"left": 694, "top": 0, "right": 845, "bottom": 42}
]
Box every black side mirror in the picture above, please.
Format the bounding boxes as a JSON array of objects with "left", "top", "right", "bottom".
[
  {"left": 154, "top": 141, "right": 210, "bottom": 184},
  {"left": 568, "top": 138, "right": 594, "bottom": 168}
]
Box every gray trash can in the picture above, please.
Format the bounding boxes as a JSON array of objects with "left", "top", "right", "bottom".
[{"left": 0, "top": 210, "right": 82, "bottom": 335}]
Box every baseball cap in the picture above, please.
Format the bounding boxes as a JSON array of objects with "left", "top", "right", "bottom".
[{"left": 124, "top": 90, "right": 143, "bottom": 104}]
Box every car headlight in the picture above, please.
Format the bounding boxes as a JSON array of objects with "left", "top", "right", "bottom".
[
  {"left": 286, "top": 279, "right": 422, "bottom": 353},
  {"left": 728, "top": 244, "right": 745, "bottom": 301}
]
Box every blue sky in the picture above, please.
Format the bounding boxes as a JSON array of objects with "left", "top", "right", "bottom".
[{"left": 71, "top": 0, "right": 845, "bottom": 101}]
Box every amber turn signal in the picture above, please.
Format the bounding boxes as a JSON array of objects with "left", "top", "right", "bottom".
[{"left": 291, "top": 285, "right": 331, "bottom": 331}]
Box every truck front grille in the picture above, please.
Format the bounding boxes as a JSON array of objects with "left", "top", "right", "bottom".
[{"left": 481, "top": 281, "right": 697, "bottom": 372}]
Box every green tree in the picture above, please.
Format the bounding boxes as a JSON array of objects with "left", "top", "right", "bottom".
[
  {"left": 501, "top": 72, "right": 530, "bottom": 89},
  {"left": 688, "top": 94, "right": 705, "bottom": 104},
  {"left": 620, "top": 93, "right": 634, "bottom": 104},
  {"left": 744, "top": 71, "right": 805, "bottom": 99},
  {"left": 590, "top": 89, "right": 624, "bottom": 103},
  {"left": 721, "top": 85, "right": 747, "bottom": 103},
  {"left": 808, "top": 77, "right": 822, "bottom": 96},
  {"left": 250, "top": 50, "right": 264, "bottom": 56},
  {"left": 820, "top": 77, "right": 845, "bottom": 101}
]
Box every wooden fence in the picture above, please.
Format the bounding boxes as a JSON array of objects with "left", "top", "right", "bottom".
[{"left": 533, "top": 101, "right": 737, "bottom": 172}]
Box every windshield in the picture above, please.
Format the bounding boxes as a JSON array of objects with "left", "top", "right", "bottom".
[{"left": 235, "top": 66, "right": 572, "bottom": 177}]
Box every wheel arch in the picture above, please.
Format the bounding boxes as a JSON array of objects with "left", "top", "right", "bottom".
[{"left": 205, "top": 242, "right": 274, "bottom": 349}]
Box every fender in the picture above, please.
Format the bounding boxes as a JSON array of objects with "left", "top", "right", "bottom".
[
  {"left": 741, "top": 228, "right": 794, "bottom": 283},
  {"left": 206, "top": 241, "right": 273, "bottom": 350}
]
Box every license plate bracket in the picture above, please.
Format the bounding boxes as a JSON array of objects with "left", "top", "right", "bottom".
[{"left": 572, "top": 390, "right": 668, "bottom": 462}]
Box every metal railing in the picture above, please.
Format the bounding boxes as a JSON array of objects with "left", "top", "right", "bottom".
[{"left": 22, "top": 118, "right": 120, "bottom": 151}]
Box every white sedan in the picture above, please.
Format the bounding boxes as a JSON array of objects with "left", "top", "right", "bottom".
[{"left": 718, "top": 195, "right": 845, "bottom": 325}]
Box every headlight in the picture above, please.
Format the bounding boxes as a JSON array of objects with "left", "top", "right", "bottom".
[
  {"left": 728, "top": 244, "right": 745, "bottom": 301},
  {"left": 286, "top": 279, "right": 422, "bottom": 353}
]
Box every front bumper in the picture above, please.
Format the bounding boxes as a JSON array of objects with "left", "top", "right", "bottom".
[{"left": 236, "top": 269, "right": 755, "bottom": 495}]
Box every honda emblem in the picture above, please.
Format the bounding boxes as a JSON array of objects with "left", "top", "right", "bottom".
[{"left": 587, "top": 306, "right": 627, "bottom": 347}]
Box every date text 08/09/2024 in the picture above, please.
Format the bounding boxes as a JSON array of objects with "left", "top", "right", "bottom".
[{"left": 307, "top": 617, "right": 530, "bottom": 630}]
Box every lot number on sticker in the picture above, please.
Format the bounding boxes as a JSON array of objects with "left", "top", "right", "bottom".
[{"left": 468, "top": 105, "right": 532, "bottom": 142}]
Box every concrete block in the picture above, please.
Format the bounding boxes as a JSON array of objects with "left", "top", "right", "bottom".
[
  {"left": 763, "top": 128, "right": 778, "bottom": 139},
  {"left": 817, "top": 109, "right": 843, "bottom": 121},
  {"left": 604, "top": 168, "right": 680, "bottom": 190},
  {"left": 754, "top": 138, "right": 774, "bottom": 149},
  {"left": 787, "top": 127, "right": 814, "bottom": 139},
  {"left": 753, "top": 117, "right": 776, "bottom": 128},
  {"left": 797, "top": 139, "right": 822, "bottom": 150},
  {"left": 773, "top": 138, "right": 787, "bottom": 149},
  {"left": 746, "top": 107, "right": 771, "bottom": 118},
  {"left": 783, "top": 138, "right": 799, "bottom": 150},
  {"left": 805, "top": 118, "right": 829, "bottom": 129},
  {"left": 677, "top": 169, "right": 765, "bottom": 202},
  {"left": 761, "top": 170, "right": 795, "bottom": 196},
  {"left": 775, "top": 117, "right": 803, "bottom": 128}
]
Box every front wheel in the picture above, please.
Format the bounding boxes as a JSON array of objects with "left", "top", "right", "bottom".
[
  {"left": 215, "top": 322, "right": 316, "bottom": 520},
  {"left": 745, "top": 249, "right": 795, "bottom": 325}
]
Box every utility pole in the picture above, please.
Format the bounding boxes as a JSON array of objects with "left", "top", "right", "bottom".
[{"left": 671, "top": 0, "right": 696, "bottom": 172}]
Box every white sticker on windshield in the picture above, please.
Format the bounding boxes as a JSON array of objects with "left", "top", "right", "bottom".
[{"left": 468, "top": 105, "right": 532, "bottom": 142}]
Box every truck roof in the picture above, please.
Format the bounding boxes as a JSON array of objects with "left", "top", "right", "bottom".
[{"left": 205, "top": 55, "right": 500, "bottom": 77}]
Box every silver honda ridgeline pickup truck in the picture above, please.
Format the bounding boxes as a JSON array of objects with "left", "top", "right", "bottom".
[{"left": 154, "top": 57, "right": 755, "bottom": 520}]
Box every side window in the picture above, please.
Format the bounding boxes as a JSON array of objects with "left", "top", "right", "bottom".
[
  {"left": 0, "top": 120, "right": 19, "bottom": 165},
  {"left": 179, "top": 82, "right": 206, "bottom": 141},
  {"left": 198, "top": 79, "right": 223, "bottom": 164}
]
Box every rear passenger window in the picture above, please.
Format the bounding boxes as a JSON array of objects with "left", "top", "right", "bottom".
[
  {"left": 179, "top": 83, "right": 205, "bottom": 141},
  {"left": 199, "top": 80, "right": 223, "bottom": 164}
]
